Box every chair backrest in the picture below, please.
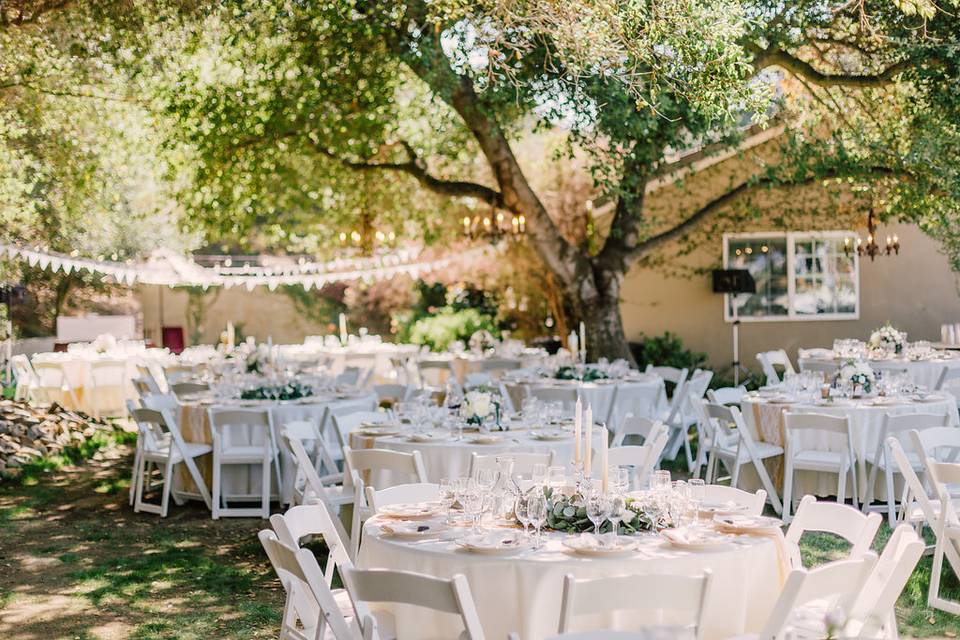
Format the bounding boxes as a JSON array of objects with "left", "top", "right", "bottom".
[
  {"left": 783, "top": 413, "right": 853, "bottom": 455},
  {"left": 365, "top": 482, "right": 440, "bottom": 511},
  {"left": 283, "top": 427, "right": 343, "bottom": 514},
  {"left": 909, "top": 426, "right": 960, "bottom": 464},
  {"left": 759, "top": 555, "right": 877, "bottom": 640},
  {"left": 258, "top": 529, "right": 357, "bottom": 640},
  {"left": 927, "top": 460, "right": 960, "bottom": 522},
  {"left": 322, "top": 396, "right": 379, "bottom": 439},
  {"left": 888, "top": 437, "right": 939, "bottom": 527},
  {"left": 344, "top": 446, "right": 428, "bottom": 484},
  {"left": 170, "top": 381, "right": 209, "bottom": 398},
  {"left": 464, "top": 372, "right": 494, "bottom": 389},
  {"left": 558, "top": 571, "right": 713, "bottom": 638},
  {"left": 208, "top": 408, "right": 274, "bottom": 450},
  {"left": 784, "top": 496, "right": 882, "bottom": 568},
  {"left": 798, "top": 359, "right": 839, "bottom": 378},
  {"left": 140, "top": 392, "right": 179, "bottom": 413},
  {"left": 480, "top": 358, "right": 521, "bottom": 374},
  {"left": 341, "top": 568, "right": 485, "bottom": 640},
  {"left": 89, "top": 359, "right": 128, "bottom": 386},
  {"left": 331, "top": 411, "right": 388, "bottom": 451},
  {"left": 705, "top": 386, "right": 746, "bottom": 406},
  {"left": 644, "top": 365, "right": 688, "bottom": 386},
  {"left": 756, "top": 349, "right": 795, "bottom": 384},
  {"left": 846, "top": 525, "right": 924, "bottom": 638},
  {"left": 11, "top": 354, "right": 36, "bottom": 382},
  {"left": 529, "top": 386, "right": 580, "bottom": 412},
  {"left": 336, "top": 366, "right": 362, "bottom": 387},
  {"left": 698, "top": 401, "right": 742, "bottom": 452},
  {"left": 935, "top": 365, "right": 960, "bottom": 391},
  {"left": 32, "top": 360, "right": 68, "bottom": 388},
  {"left": 608, "top": 382, "right": 663, "bottom": 426},
  {"left": 702, "top": 484, "right": 767, "bottom": 516},
  {"left": 470, "top": 452, "right": 554, "bottom": 478},
  {"left": 610, "top": 415, "right": 667, "bottom": 448},
  {"left": 374, "top": 384, "right": 413, "bottom": 404},
  {"left": 416, "top": 360, "right": 455, "bottom": 388},
  {"left": 132, "top": 377, "right": 153, "bottom": 397},
  {"left": 269, "top": 503, "right": 353, "bottom": 585},
  {"left": 129, "top": 406, "right": 174, "bottom": 452},
  {"left": 602, "top": 439, "right": 667, "bottom": 490}
]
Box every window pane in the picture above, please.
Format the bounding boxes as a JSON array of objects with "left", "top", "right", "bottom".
[
  {"left": 792, "top": 237, "right": 857, "bottom": 316},
  {"left": 726, "top": 237, "right": 788, "bottom": 318}
]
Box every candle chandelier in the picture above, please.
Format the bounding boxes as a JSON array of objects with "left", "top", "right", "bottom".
[
  {"left": 462, "top": 209, "right": 526, "bottom": 242},
  {"left": 844, "top": 209, "right": 900, "bottom": 261}
]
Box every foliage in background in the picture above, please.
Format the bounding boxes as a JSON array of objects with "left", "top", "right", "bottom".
[
  {"left": 394, "top": 279, "right": 500, "bottom": 350},
  {"left": 405, "top": 307, "right": 499, "bottom": 352},
  {"left": 629, "top": 332, "right": 708, "bottom": 372}
]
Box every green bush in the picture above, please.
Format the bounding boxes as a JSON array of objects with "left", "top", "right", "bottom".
[
  {"left": 407, "top": 308, "right": 499, "bottom": 352},
  {"left": 629, "top": 332, "right": 707, "bottom": 371}
]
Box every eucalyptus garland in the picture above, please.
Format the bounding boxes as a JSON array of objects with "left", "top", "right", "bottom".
[
  {"left": 240, "top": 381, "right": 314, "bottom": 401},
  {"left": 554, "top": 366, "right": 610, "bottom": 382},
  {"left": 537, "top": 488, "right": 668, "bottom": 534}
]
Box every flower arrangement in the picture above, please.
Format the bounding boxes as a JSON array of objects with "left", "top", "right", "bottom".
[
  {"left": 538, "top": 488, "right": 667, "bottom": 534},
  {"left": 834, "top": 359, "right": 875, "bottom": 395},
  {"left": 869, "top": 324, "right": 907, "bottom": 355},
  {"left": 460, "top": 389, "right": 500, "bottom": 427},
  {"left": 91, "top": 334, "right": 118, "bottom": 354},
  {"left": 554, "top": 365, "right": 609, "bottom": 382},
  {"left": 240, "top": 381, "right": 313, "bottom": 401}
]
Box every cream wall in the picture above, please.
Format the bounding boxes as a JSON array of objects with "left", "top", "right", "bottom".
[{"left": 621, "top": 221, "right": 960, "bottom": 372}]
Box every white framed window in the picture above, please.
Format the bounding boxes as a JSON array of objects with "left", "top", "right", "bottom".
[{"left": 722, "top": 231, "right": 859, "bottom": 322}]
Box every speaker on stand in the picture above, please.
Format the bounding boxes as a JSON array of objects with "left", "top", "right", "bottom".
[{"left": 712, "top": 269, "right": 756, "bottom": 386}]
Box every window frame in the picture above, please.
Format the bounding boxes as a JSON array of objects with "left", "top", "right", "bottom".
[{"left": 722, "top": 230, "right": 860, "bottom": 323}]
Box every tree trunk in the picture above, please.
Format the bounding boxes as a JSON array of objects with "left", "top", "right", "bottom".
[{"left": 564, "top": 263, "right": 635, "bottom": 364}]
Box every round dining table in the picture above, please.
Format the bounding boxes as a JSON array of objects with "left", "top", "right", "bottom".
[
  {"left": 358, "top": 515, "right": 782, "bottom": 640},
  {"left": 798, "top": 353, "right": 960, "bottom": 389},
  {"left": 739, "top": 391, "right": 959, "bottom": 500}
]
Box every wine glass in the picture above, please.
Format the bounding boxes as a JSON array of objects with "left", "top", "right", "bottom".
[
  {"left": 586, "top": 493, "right": 611, "bottom": 535},
  {"left": 514, "top": 493, "right": 531, "bottom": 539},
  {"left": 459, "top": 484, "right": 484, "bottom": 534},
  {"left": 531, "top": 463, "right": 548, "bottom": 487},
  {"left": 527, "top": 490, "right": 548, "bottom": 549},
  {"left": 688, "top": 478, "right": 705, "bottom": 526},
  {"left": 439, "top": 478, "right": 456, "bottom": 523},
  {"left": 651, "top": 469, "right": 671, "bottom": 493},
  {"left": 608, "top": 491, "right": 626, "bottom": 539},
  {"left": 476, "top": 468, "right": 497, "bottom": 517},
  {"left": 546, "top": 466, "right": 566, "bottom": 493}
]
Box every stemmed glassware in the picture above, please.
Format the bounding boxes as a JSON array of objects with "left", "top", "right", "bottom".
[
  {"left": 687, "top": 478, "right": 705, "bottom": 526},
  {"left": 439, "top": 478, "right": 456, "bottom": 524},
  {"left": 459, "top": 482, "right": 484, "bottom": 534},
  {"left": 585, "top": 493, "right": 611, "bottom": 535},
  {"left": 515, "top": 493, "right": 531, "bottom": 539},
  {"left": 527, "top": 489, "right": 548, "bottom": 549}
]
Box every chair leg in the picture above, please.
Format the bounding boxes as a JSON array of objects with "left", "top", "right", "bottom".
[
  {"left": 160, "top": 458, "right": 175, "bottom": 518},
  {"left": 837, "top": 464, "right": 847, "bottom": 507},
  {"left": 261, "top": 452, "right": 272, "bottom": 519},
  {"left": 212, "top": 451, "right": 221, "bottom": 520},
  {"left": 849, "top": 454, "right": 859, "bottom": 510},
  {"left": 782, "top": 463, "right": 794, "bottom": 523},
  {"left": 731, "top": 459, "right": 742, "bottom": 488},
  {"left": 884, "top": 465, "right": 897, "bottom": 529},
  {"left": 864, "top": 459, "right": 878, "bottom": 512},
  {"left": 129, "top": 438, "right": 142, "bottom": 506},
  {"left": 133, "top": 454, "right": 146, "bottom": 513}
]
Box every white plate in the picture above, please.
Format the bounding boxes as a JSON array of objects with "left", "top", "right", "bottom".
[
  {"left": 713, "top": 514, "right": 781, "bottom": 532},
  {"left": 406, "top": 433, "right": 444, "bottom": 443},
  {"left": 532, "top": 430, "right": 570, "bottom": 441},
  {"left": 469, "top": 435, "right": 502, "bottom": 445},
  {"left": 380, "top": 522, "right": 448, "bottom": 539},
  {"left": 562, "top": 535, "right": 637, "bottom": 557},
  {"left": 698, "top": 501, "right": 749, "bottom": 516},
  {"left": 358, "top": 426, "right": 403, "bottom": 437},
  {"left": 912, "top": 394, "right": 945, "bottom": 403},
  {"left": 660, "top": 528, "right": 731, "bottom": 551},
  {"left": 377, "top": 502, "right": 442, "bottom": 520},
  {"left": 456, "top": 532, "right": 528, "bottom": 555}
]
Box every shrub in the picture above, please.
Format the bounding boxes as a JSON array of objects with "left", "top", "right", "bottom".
[
  {"left": 407, "top": 308, "right": 499, "bottom": 352},
  {"left": 629, "top": 332, "right": 707, "bottom": 371}
]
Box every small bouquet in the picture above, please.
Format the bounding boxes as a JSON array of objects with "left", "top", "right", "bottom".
[
  {"left": 835, "top": 359, "right": 875, "bottom": 395},
  {"left": 869, "top": 324, "right": 907, "bottom": 355},
  {"left": 241, "top": 381, "right": 313, "bottom": 401},
  {"left": 91, "top": 334, "right": 118, "bottom": 354},
  {"left": 460, "top": 389, "right": 499, "bottom": 427},
  {"left": 555, "top": 365, "right": 609, "bottom": 382},
  {"left": 539, "top": 488, "right": 667, "bottom": 534}
]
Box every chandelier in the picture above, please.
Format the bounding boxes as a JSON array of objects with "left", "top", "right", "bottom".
[
  {"left": 462, "top": 209, "right": 526, "bottom": 242},
  {"left": 844, "top": 209, "right": 900, "bottom": 261}
]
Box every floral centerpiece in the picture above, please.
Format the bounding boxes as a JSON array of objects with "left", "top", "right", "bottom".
[
  {"left": 538, "top": 487, "right": 667, "bottom": 534},
  {"left": 240, "top": 381, "right": 313, "bottom": 401},
  {"left": 554, "top": 365, "right": 609, "bottom": 382},
  {"left": 460, "top": 388, "right": 501, "bottom": 427},
  {"left": 468, "top": 329, "right": 498, "bottom": 354},
  {"left": 869, "top": 324, "right": 907, "bottom": 355},
  {"left": 834, "top": 359, "right": 875, "bottom": 395},
  {"left": 91, "top": 333, "right": 118, "bottom": 354}
]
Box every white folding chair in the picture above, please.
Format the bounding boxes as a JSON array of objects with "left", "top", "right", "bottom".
[
  {"left": 756, "top": 349, "right": 795, "bottom": 385},
  {"left": 163, "top": 364, "right": 195, "bottom": 386},
  {"left": 782, "top": 412, "right": 859, "bottom": 520},
  {"left": 784, "top": 495, "right": 882, "bottom": 569},
  {"left": 924, "top": 459, "right": 960, "bottom": 614},
  {"left": 208, "top": 408, "right": 279, "bottom": 519},
  {"left": 480, "top": 358, "right": 522, "bottom": 377},
  {"left": 887, "top": 437, "right": 943, "bottom": 534},
  {"left": 331, "top": 410, "right": 388, "bottom": 459},
  {"left": 497, "top": 382, "right": 517, "bottom": 414},
  {"left": 470, "top": 452, "right": 554, "bottom": 479},
  {"left": 900, "top": 428, "right": 960, "bottom": 535},
  {"left": 529, "top": 386, "right": 580, "bottom": 413},
  {"left": 170, "top": 381, "right": 209, "bottom": 398},
  {"left": 129, "top": 406, "right": 212, "bottom": 516},
  {"left": 558, "top": 571, "right": 714, "bottom": 638},
  {"left": 644, "top": 365, "right": 689, "bottom": 387},
  {"left": 341, "top": 568, "right": 485, "bottom": 640},
  {"left": 270, "top": 503, "right": 354, "bottom": 593},
  {"left": 140, "top": 391, "right": 179, "bottom": 413},
  {"left": 283, "top": 425, "right": 350, "bottom": 513},
  {"left": 705, "top": 385, "right": 747, "bottom": 406},
  {"left": 416, "top": 359, "right": 456, "bottom": 389},
  {"left": 10, "top": 354, "right": 38, "bottom": 402},
  {"left": 797, "top": 359, "right": 838, "bottom": 381},
  {"left": 258, "top": 529, "right": 358, "bottom": 640},
  {"left": 698, "top": 401, "right": 783, "bottom": 515},
  {"left": 863, "top": 412, "right": 950, "bottom": 526},
  {"left": 135, "top": 363, "right": 162, "bottom": 393},
  {"left": 606, "top": 382, "right": 663, "bottom": 428},
  {"left": 373, "top": 384, "right": 413, "bottom": 407},
  {"left": 600, "top": 437, "right": 667, "bottom": 490},
  {"left": 31, "top": 360, "right": 80, "bottom": 408},
  {"left": 702, "top": 484, "right": 767, "bottom": 516},
  {"left": 934, "top": 365, "right": 960, "bottom": 393},
  {"left": 845, "top": 524, "right": 925, "bottom": 639},
  {"left": 610, "top": 415, "right": 667, "bottom": 448},
  {"left": 343, "top": 446, "right": 428, "bottom": 558},
  {"left": 321, "top": 396, "right": 380, "bottom": 462},
  {"left": 365, "top": 482, "right": 440, "bottom": 512},
  {"left": 754, "top": 555, "right": 876, "bottom": 640},
  {"left": 335, "top": 366, "right": 363, "bottom": 387},
  {"left": 88, "top": 358, "right": 129, "bottom": 418}
]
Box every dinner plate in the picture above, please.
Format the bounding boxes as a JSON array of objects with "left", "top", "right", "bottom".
[
  {"left": 377, "top": 502, "right": 443, "bottom": 520},
  {"left": 698, "top": 500, "right": 749, "bottom": 516},
  {"left": 660, "top": 528, "right": 731, "bottom": 551},
  {"left": 379, "top": 521, "right": 449, "bottom": 540},
  {"left": 766, "top": 396, "right": 796, "bottom": 405},
  {"left": 456, "top": 532, "right": 529, "bottom": 555},
  {"left": 912, "top": 394, "right": 945, "bottom": 403},
  {"left": 562, "top": 535, "right": 637, "bottom": 557},
  {"left": 406, "top": 433, "right": 445, "bottom": 443},
  {"left": 469, "top": 435, "right": 502, "bottom": 445},
  {"left": 531, "top": 430, "right": 570, "bottom": 441},
  {"left": 358, "top": 426, "right": 403, "bottom": 437},
  {"left": 713, "top": 514, "right": 781, "bottom": 532}
]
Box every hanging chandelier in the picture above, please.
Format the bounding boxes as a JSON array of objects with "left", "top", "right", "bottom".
[
  {"left": 462, "top": 209, "right": 525, "bottom": 242},
  {"left": 843, "top": 209, "right": 900, "bottom": 261}
]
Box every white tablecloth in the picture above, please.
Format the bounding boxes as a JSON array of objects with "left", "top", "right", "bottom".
[
  {"left": 503, "top": 376, "right": 666, "bottom": 427},
  {"left": 740, "top": 394, "right": 960, "bottom": 500},
  {"left": 798, "top": 355, "right": 960, "bottom": 389},
  {"left": 359, "top": 518, "right": 781, "bottom": 640},
  {"left": 178, "top": 392, "right": 377, "bottom": 503}
]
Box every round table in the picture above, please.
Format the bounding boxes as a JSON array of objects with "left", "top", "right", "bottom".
[
  {"left": 502, "top": 375, "right": 666, "bottom": 426},
  {"left": 177, "top": 391, "right": 377, "bottom": 503},
  {"left": 740, "top": 392, "right": 959, "bottom": 500},
  {"left": 358, "top": 516, "right": 781, "bottom": 640},
  {"left": 798, "top": 354, "right": 960, "bottom": 389},
  {"left": 350, "top": 425, "right": 604, "bottom": 482}
]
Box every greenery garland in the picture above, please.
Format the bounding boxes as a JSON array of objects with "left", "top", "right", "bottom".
[
  {"left": 554, "top": 366, "right": 609, "bottom": 382},
  {"left": 538, "top": 488, "right": 667, "bottom": 534},
  {"left": 240, "top": 382, "right": 314, "bottom": 401}
]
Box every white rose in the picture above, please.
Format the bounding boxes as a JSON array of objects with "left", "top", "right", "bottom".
[{"left": 470, "top": 392, "right": 492, "bottom": 418}]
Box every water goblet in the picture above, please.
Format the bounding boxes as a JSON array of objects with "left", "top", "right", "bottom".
[
  {"left": 527, "top": 490, "right": 548, "bottom": 549},
  {"left": 608, "top": 491, "right": 627, "bottom": 538},
  {"left": 586, "top": 493, "right": 611, "bottom": 535},
  {"left": 514, "top": 493, "right": 531, "bottom": 539},
  {"left": 687, "top": 478, "right": 705, "bottom": 525},
  {"left": 531, "top": 463, "right": 548, "bottom": 487},
  {"left": 439, "top": 478, "right": 456, "bottom": 523},
  {"left": 546, "top": 466, "right": 567, "bottom": 493}
]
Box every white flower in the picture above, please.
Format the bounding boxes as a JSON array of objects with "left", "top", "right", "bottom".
[
  {"left": 465, "top": 391, "right": 492, "bottom": 418},
  {"left": 91, "top": 334, "right": 117, "bottom": 354}
]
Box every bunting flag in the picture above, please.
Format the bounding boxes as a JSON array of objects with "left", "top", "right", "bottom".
[{"left": 0, "top": 243, "right": 481, "bottom": 290}]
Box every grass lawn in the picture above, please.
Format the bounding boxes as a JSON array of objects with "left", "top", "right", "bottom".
[{"left": 0, "top": 444, "right": 957, "bottom": 639}]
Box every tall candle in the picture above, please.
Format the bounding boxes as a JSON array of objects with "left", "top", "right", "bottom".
[
  {"left": 574, "top": 396, "right": 582, "bottom": 464},
  {"left": 585, "top": 404, "right": 593, "bottom": 476},
  {"left": 339, "top": 313, "right": 347, "bottom": 343},
  {"left": 579, "top": 321, "right": 586, "bottom": 363},
  {"left": 601, "top": 427, "right": 609, "bottom": 493},
  {"left": 226, "top": 322, "right": 235, "bottom": 350}
]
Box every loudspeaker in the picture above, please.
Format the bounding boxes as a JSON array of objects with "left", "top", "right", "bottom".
[{"left": 712, "top": 269, "right": 756, "bottom": 294}]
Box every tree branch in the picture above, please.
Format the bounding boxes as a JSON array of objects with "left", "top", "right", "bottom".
[
  {"left": 748, "top": 43, "right": 913, "bottom": 88},
  {"left": 311, "top": 140, "right": 505, "bottom": 208}
]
